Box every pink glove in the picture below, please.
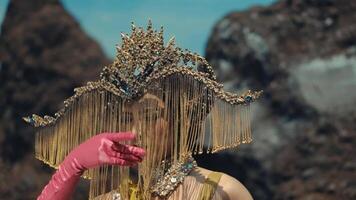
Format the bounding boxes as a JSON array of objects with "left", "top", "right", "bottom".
[{"left": 37, "top": 132, "right": 145, "bottom": 200}]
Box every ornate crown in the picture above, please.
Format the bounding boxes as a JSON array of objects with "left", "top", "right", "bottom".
[{"left": 101, "top": 21, "right": 215, "bottom": 99}]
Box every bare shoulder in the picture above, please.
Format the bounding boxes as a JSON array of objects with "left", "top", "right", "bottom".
[
  {"left": 193, "top": 167, "right": 253, "bottom": 200},
  {"left": 217, "top": 173, "right": 253, "bottom": 200}
]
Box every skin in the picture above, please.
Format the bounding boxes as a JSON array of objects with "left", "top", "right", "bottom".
[{"left": 194, "top": 167, "right": 253, "bottom": 200}]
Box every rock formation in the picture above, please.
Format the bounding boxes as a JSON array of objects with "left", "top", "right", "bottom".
[
  {"left": 202, "top": 0, "right": 356, "bottom": 199},
  {"left": 0, "top": 0, "right": 109, "bottom": 198}
]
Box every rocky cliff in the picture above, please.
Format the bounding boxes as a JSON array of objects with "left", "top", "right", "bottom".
[
  {"left": 0, "top": 0, "right": 109, "bottom": 199},
  {"left": 203, "top": 0, "right": 356, "bottom": 199}
]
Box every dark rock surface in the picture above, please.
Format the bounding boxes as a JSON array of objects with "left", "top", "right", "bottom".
[
  {"left": 203, "top": 0, "right": 356, "bottom": 199},
  {"left": 0, "top": 0, "right": 109, "bottom": 199},
  {"left": 207, "top": 0, "right": 356, "bottom": 118},
  {"left": 273, "top": 113, "right": 356, "bottom": 199}
]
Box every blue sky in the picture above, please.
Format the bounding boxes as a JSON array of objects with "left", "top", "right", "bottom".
[{"left": 0, "top": 0, "right": 275, "bottom": 58}]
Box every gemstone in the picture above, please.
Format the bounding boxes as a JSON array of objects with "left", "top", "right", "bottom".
[
  {"left": 170, "top": 177, "right": 177, "bottom": 183},
  {"left": 134, "top": 68, "right": 140, "bottom": 76},
  {"left": 28, "top": 117, "right": 35, "bottom": 124},
  {"left": 244, "top": 95, "right": 253, "bottom": 103},
  {"left": 112, "top": 192, "right": 121, "bottom": 200}
]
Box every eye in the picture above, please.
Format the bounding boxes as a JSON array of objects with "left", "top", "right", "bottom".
[{"left": 138, "top": 107, "right": 163, "bottom": 122}]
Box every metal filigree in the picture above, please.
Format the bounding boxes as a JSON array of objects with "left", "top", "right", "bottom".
[
  {"left": 150, "top": 155, "right": 197, "bottom": 197},
  {"left": 100, "top": 20, "right": 218, "bottom": 99}
]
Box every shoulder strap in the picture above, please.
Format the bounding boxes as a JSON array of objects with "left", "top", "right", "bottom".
[{"left": 198, "top": 172, "right": 223, "bottom": 200}]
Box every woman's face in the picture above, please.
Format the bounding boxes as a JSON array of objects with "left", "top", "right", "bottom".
[{"left": 130, "top": 93, "right": 172, "bottom": 158}]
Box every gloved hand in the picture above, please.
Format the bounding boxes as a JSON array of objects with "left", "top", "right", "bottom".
[{"left": 37, "top": 132, "right": 145, "bottom": 200}]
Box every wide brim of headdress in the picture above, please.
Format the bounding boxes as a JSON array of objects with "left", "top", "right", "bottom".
[
  {"left": 25, "top": 68, "right": 262, "bottom": 127},
  {"left": 23, "top": 68, "right": 262, "bottom": 166}
]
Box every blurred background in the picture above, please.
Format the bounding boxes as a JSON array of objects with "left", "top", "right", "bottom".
[{"left": 0, "top": 0, "right": 356, "bottom": 199}]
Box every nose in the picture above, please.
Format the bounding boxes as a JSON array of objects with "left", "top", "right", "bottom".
[{"left": 131, "top": 126, "right": 138, "bottom": 145}]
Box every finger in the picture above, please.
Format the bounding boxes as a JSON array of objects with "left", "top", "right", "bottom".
[
  {"left": 109, "top": 157, "right": 137, "bottom": 166},
  {"left": 105, "top": 132, "right": 136, "bottom": 142},
  {"left": 117, "top": 153, "right": 143, "bottom": 162},
  {"left": 104, "top": 145, "right": 143, "bottom": 162},
  {"left": 102, "top": 141, "right": 119, "bottom": 157},
  {"left": 112, "top": 143, "right": 145, "bottom": 157},
  {"left": 103, "top": 142, "right": 144, "bottom": 162}
]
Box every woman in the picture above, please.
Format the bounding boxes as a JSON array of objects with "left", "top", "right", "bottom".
[
  {"left": 25, "top": 22, "right": 261, "bottom": 200},
  {"left": 35, "top": 132, "right": 253, "bottom": 200}
]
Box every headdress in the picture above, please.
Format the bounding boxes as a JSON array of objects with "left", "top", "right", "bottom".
[{"left": 24, "top": 21, "right": 262, "bottom": 200}]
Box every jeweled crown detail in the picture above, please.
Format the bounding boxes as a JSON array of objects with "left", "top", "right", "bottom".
[{"left": 100, "top": 20, "right": 216, "bottom": 99}]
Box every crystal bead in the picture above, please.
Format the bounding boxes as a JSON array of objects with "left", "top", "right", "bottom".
[
  {"left": 112, "top": 192, "right": 121, "bottom": 200},
  {"left": 170, "top": 177, "right": 177, "bottom": 183}
]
